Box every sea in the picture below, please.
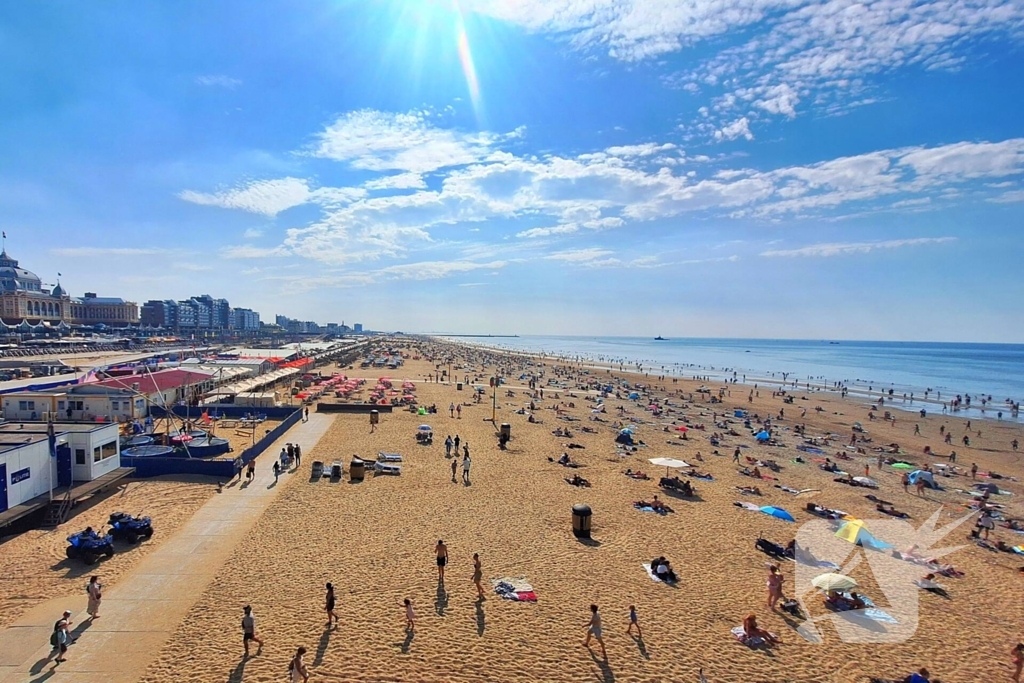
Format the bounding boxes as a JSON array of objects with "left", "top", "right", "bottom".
[{"left": 440, "top": 336, "right": 1024, "bottom": 421}]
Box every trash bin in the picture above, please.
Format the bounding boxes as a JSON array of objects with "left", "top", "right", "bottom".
[
  {"left": 500, "top": 423, "right": 511, "bottom": 440},
  {"left": 350, "top": 457, "right": 365, "bottom": 481},
  {"left": 456, "top": 382, "right": 463, "bottom": 391},
  {"left": 572, "top": 504, "right": 592, "bottom": 539},
  {"left": 369, "top": 410, "right": 379, "bottom": 425}
]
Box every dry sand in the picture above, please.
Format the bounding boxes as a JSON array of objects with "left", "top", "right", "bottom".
[
  {"left": 0, "top": 475, "right": 215, "bottom": 629},
  {"left": 60, "top": 344, "right": 1024, "bottom": 682}
]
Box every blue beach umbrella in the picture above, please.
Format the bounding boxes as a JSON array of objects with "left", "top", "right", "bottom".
[
  {"left": 418, "top": 424, "right": 432, "bottom": 431},
  {"left": 619, "top": 427, "right": 634, "bottom": 435},
  {"left": 759, "top": 506, "right": 795, "bottom": 522},
  {"left": 755, "top": 431, "right": 771, "bottom": 442},
  {"left": 628, "top": 392, "right": 640, "bottom": 399}
]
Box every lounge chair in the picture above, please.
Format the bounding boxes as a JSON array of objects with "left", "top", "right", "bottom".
[
  {"left": 374, "top": 462, "right": 402, "bottom": 475},
  {"left": 377, "top": 452, "right": 403, "bottom": 462}
]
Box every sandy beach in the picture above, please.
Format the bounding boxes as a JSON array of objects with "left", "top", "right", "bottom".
[{"left": 108, "top": 340, "right": 1020, "bottom": 683}]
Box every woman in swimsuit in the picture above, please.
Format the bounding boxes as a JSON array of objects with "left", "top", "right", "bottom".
[
  {"left": 1013, "top": 642, "right": 1024, "bottom": 683},
  {"left": 766, "top": 565, "right": 784, "bottom": 609},
  {"left": 472, "top": 553, "right": 484, "bottom": 598},
  {"left": 325, "top": 583, "right": 338, "bottom": 627}
]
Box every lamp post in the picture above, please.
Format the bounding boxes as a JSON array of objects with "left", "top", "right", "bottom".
[{"left": 491, "top": 376, "right": 497, "bottom": 423}]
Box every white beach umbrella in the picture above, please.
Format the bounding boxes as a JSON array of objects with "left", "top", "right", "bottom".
[{"left": 648, "top": 457, "right": 690, "bottom": 475}]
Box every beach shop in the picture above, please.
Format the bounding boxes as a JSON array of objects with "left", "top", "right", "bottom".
[{"left": 0, "top": 422, "right": 132, "bottom": 526}]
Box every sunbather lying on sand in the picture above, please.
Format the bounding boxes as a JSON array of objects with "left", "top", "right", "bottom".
[
  {"left": 565, "top": 474, "right": 591, "bottom": 487},
  {"left": 623, "top": 469, "right": 649, "bottom": 479},
  {"left": 877, "top": 502, "right": 909, "bottom": 518},
  {"left": 736, "top": 485, "right": 762, "bottom": 495},
  {"left": 635, "top": 496, "right": 674, "bottom": 513}
]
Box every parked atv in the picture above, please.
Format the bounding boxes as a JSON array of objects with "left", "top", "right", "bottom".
[
  {"left": 108, "top": 512, "right": 154, "bottom": 544},
  {"left": 66, "top": 528, "right": 114, "bottom": 564}
]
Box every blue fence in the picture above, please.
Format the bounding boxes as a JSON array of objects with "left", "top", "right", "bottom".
[
  {"left": 122, "top": 407, "right": 303, "bottom": 479},
  {"left": 150, "top": 405, "right": 301, "bottom": 420}
]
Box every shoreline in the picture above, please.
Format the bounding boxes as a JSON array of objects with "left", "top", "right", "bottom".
[{"left": 434, "top": 336, "right": 1023, "bottom": 424}]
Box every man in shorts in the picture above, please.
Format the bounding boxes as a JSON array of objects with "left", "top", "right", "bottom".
[
  {"left": 47, "top": 610, "right": 72, "bottom": 664},
  {"left": 435, "top": 540, "right": 448, "bottom": 583},
  {"left": 242, "top": 605, "right": 263, "bottom": 657}
]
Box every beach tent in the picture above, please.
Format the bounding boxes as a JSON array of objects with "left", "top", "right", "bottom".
[
  {"left": 759, "top": 506, "right": 795, "bottom": 522},
  {"left": 615, "top": 430, "right": 635, "bottom": 446},
  {"left": 835, "top": 519, "right": 893, "bottom": 550},
  {"left": 890, "top": 462, "right": 914, "bottom": 470},
  {"left": 973, "top": 482, "right": 1000, "bottom": 494},
  {"left": 907, "top": 470, "right": 939, "bottom": 489},
  {"left": 628, "top": 392, "right": 640, "bottom": 400},
  {"left": 755, "top": 431, "right": 771, "bottom": 442}
]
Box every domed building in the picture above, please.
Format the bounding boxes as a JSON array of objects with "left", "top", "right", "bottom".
[{"left": 0, "top": 249, "right": 138, "bottom": 328}]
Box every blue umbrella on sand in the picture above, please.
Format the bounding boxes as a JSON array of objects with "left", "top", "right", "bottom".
[
  {"left": 755, "top": 431, "right": 771, "bottom": 442},
  {"left": 760, "top": 506, "right": 795, "bottom": 522},
  {"left": 418, "top": 425, "right": 432, "bottom": 431}
]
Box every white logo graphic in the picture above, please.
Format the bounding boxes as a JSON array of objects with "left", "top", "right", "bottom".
[{"left": 790, "top": 508, "right": 974, "bottom": 644}]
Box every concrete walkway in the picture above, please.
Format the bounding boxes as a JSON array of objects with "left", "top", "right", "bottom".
[{"left": 0, "top": 413, "right": 334, "bottom": 683}]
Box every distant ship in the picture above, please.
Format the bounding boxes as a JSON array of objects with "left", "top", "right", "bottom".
[{"left": 654, "top": 336, "right": 667, "bottom": 341}]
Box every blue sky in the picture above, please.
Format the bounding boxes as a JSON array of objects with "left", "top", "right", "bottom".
[{"left": 2, "top": 0, "right": 1023, "bottom": 341}]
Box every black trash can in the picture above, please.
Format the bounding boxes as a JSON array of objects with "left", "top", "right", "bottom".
[
  {"left": 456, "top": 382, "right": 463, "bottom": 391},
  {"left": 500, "top": 423, "right": 511, "bottom": 440},
  {"left": 369, "top": 410, "right": 379, "bottom": 425},
  {"left": 350, "top": 457, "right": 365, "bottom": 481},
  {"left": 572, "top": 504, "right": 592, "bottom": 539}
]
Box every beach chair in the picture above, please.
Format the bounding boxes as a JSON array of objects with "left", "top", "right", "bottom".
[
  {"left": 330, "top": 462, "right": 343, "bottom": 478},
  {"left": 311, "top": 461, "right": 324, "bottom": 479},
  {"left": 374, "top": 462, "right": 401, "bottom": 475},
  {"left": 377, "top": 452, "right": 403, "bottom": 462}
]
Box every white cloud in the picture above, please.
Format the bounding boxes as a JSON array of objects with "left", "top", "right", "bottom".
[
  {"left": 195, "top": 75, "right": 242, "bottom": 88},
  {"left": 243, "top": 227, "right": 265, "bottom": 239},
  {"left": 179, "top": 178, "right": 365, "bottom": 217},
  {"left": 605, "top": 143, "right": 677, "bottom": 157},
  {"left": 179, "top": 177, "right": 314, "bottom": 217},
  {"left": 378, "top": 260, "right": 507, "bottom": 280},
  {"left": 714, "top": 117, "right": 754, "bottom": 142},
  {"left": 220, "top": 245, "right": 291, "bottom": 259},
  {"left": 760, "top": 237, "right": 957, "bottom": 258},
  {"left": 172, "top": 262, "right": 213, "bottom": 272},
  {"left": 544, "top": 248, "right": 615, "bottom": 263},
  {"left": 458, "top": 282, "right": 490, "bottom": 287},
  {"left": 364, "top": 173, "right": 427, "bottom": 191},
  {"left": 308, "top": 110, "right": 509, "bottom": 173},
  {"left": 989, "top": 189, "right": 1024, "bottom": 204}
]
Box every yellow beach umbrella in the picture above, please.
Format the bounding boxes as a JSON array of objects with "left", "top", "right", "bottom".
[{"left": 811, "top": 572, "right": 858, "bottom": 591}]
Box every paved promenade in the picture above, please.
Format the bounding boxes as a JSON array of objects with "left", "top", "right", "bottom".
[{"left": 0, "top": 413, "right": 333, "bottom": 683}]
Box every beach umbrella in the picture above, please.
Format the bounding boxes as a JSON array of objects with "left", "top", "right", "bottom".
[
  {"left": 755, "top": 431, "right": 770, "bottom": 442},
  {"left": 759, "top": 506, "right": 795, "bottom": 522},
  {"left": 835, "top": 519, "right": 893, "bottom": 550},
  {"left": 890, "top": 462, "right": 914, "bottom": 470},
  {"left": 853, "top": 476, "right": 878, "bottom": 488},
  {"left": 418, "top": 425, "right": 432, "bottom": 431},
  {"left": 648, "top": 457, "right": 690, "bottom": 475},
  {"left": 811, "top": 572, "right": 857, "bottom": 591},
  {"left": 619, "top": 427, "right": 634, "bottom": 435}
]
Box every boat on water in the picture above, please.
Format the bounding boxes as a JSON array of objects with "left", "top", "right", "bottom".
[{"left": 654, "top": 336, "right": 667, "bottom": 341}]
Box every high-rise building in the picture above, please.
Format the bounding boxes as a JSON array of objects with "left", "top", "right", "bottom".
[
  {"left": 140, "top": 300, "right": 179, "bottom": 328},
  {"left": 232, "top": 307, "right": 260, "bottom": 332},
  {"left": 354, "top": 323, "right": 363, "bottom": 333}
]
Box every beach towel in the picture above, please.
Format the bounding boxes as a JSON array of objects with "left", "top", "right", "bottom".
[
  {"left": 491, "top": 577, "right": 537, "bottom": 602},
  {"left": 733, "top": 501, "right": 760, "bottom": 511},
  {"left": 730, "top": 626, "right": 777, "bottom": 647}
]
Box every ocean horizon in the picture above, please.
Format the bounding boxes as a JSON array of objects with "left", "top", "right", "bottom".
[{"left": 435, "top": 335, "right": 1024, "bottom": 419}]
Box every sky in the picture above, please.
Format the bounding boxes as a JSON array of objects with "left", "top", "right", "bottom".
[{"left": 1, "top": 0, "right": 1023, "bottom": 341}]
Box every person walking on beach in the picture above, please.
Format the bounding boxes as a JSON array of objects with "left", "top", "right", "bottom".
[
  {"left": 404, "top": 598, "right": 416, "bottom": 632},
  {"left": 914, "top": 424, "right": 921, "bottom": 436},
  {"left": 272, "top": 461, "right": 280, "bottom": 483},
  {"left": 436, "top": 540, "right": 449, "bottom": 582},
  {"left": 445, "top": 435, "right": 453, "bottom": 457},
  {"left": 294, "top": 444, "right": 301, "bottom": 468},
  {"left": 971, "top": 463, "right": 978, "bottom": 480},
  {"left": 454, "top": 434, "right": 461, "bottom": 452},
  {"left": 583, "top": 604, "right": 607, "bottom": 659},
  {"left": 462, "top": 453, "right": 472, "bottom": 484},
  {"left": 450, "top": 402, "right": 456, "bottom": 418},
  {"left": 87, "top": 576, "right": 102, "bottom": 619},
  {"left": 289, "top": 646, "right": 309, "bottom": 683},
  {"left": 304, "top": 406, "right": 309, "bottom": 422},
  {"left": 733, "top": 447, "right": 741, "bottom": 463},
  {"left": 627, "top": 605, "right": 642, "bottom": 638},
  {"left": 246, "top": 458, "right": 256, "bottom": 481},
  {"left": 46, "top": 610, "right": 72, "bottom": 665},
  {"left": 864, "top": 464, "right": 870, "bottom": 478},
  {"left": 450, "top": 457, "right": 458, "bottom": 483},
  {"left": 286, "top": 443, "right": 295, "bottom": 466},
  {"left": 1013, "top": 439, "right": 1020, "bottom": 452},
  {"left": 766, "top": 565, "right": 784, "bottom": 610},
  {"left": 325, "top": 583, "right": 339, "bottom": 627},
  {"left": 472, "top": 553, "right": 485, "bottom": 598},
  {"left": 456, "top": 404, "right": 462, "bottom": 419},
  {"left": 915, "top": 476, "right": 926, "bottom": 496},
  {"left": 901, "top": 472, "right": 910, "bottom": 493},
  {"left": 242, "top": 605, "right": 263, "bottom": 657}
]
